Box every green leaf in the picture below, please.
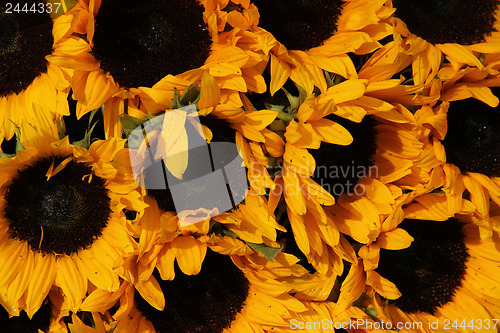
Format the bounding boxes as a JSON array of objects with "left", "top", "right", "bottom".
[
  {"left": 245, "top": 242, "right": 282, "bottom": 261},
  {"left": 48, "top": 0, "right": 79, "bottom": 19}
]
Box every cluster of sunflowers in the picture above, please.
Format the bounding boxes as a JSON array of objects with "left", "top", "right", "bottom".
[{"left": 0, "top": 0, "right": 499, "bottom": 332}]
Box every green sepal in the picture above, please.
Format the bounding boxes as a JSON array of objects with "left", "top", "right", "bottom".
[
  {"left": 264, "top": 103, "right": 285, "bottom": 112},
  {"left": 245, "top": 242, "right": 283, "bottom": 261},
  {"left": 325, "top": 72, "right": 336, "bottom": 88},
  {"left": 364, "top": 307, "right": 378, "bottom": 319},
  {"left": 179, "top": 83, "right": 201, "bottom": 106},
  {"left": 120, "top": 114, "right": 148, "bottom": 136},
  {"left": 276, "top": 111, "right": 294, "bottom": 122},
  {"left": 431, "top": 188, "right": 445, "bottom": 195},
  {"left": 352, "top": 294, "right": 378, "bottom": 320},
  {"left": 170, "top": 88, "right": 182, "bottom": 110},
  {"left": 478, "top": 53, "right": 486, "bottom": 65},
  {"left": 293, "top": 82, "right": 307, "bottom": 104},
  {"left": 14, "top": 126, "right": 25, "bottom": 152},
  {"left": 57, "top": 118, "right": 66, "bottom": 140},
  {"left": 324, "top": 72, "right": 345, "bottom": 88},
  {"left": 213, "top": 223, "right": 282, "bottom": 260},
  {"left": 73, "top": 109, "right": 100, "bottom": 148},
  {"left": 270, "top": 120, "right": 286, "bottom": 132},
  {"left": 220, "top": 227, "right": 237, "bottom": 239},
  {"left": 48, "top": 0, "right": 79, "bottom": 19},
  {"left": 73, "top": 121, "right": 98, "bottom": 149},
  {"left": 282, "top": 87, "right": 301, "bottom": 111}
]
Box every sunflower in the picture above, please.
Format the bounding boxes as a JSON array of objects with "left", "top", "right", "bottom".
[
  {"left": 357, "top": 40, "right": 440, "bottom": 107},
  {"left": 353, "top": 194, "right": 500, "bottom": 332},
  {"left": 263, "top": 82, "right": 359, "bottom": 277},
  {"left": 112, "top": 197, "right": 324, "bottom": 333},
  {"left": 414, "top": 96, "right": 500, "bottom": 238},
  {"left": 0, "top": 130, "right": 146, "bottom": 318},
  {"left": 264, "top": 74, "right": 430, "bottom": 280},
  {"left": 123, "top": 77, "right": 280, "bottom": 224},
  {"left": 0, "top": 0, "right": 77, "bottom": 144},
  {"left": 391, "top": 0, "right": 500, "bottom": 106},
  {"left": 48, "top": 0, "right": 267, "bottom": 138},
  {"left": 119, "top": 196, "right": 284, "bottom": 292},
  {"left": 114, "top": 248, "right": 325, "bottom": 333},
  {"left": 436, "top": 56, "right": 500, "bottom": 107},
  {"left": 248, "top": 0, "right": 393, "bottom": 96},
  {"left": 201, "top": 0, "right": 260, "bottom": 36}
]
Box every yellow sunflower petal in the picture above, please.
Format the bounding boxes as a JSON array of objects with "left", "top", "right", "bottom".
[
  {"left": 366, "top": 271, "right": 401, "bottom": 300},
  {"left": 6, "top": 248, "right": 34, "bottom": 308},
  {"left": 198, "top": 71, "right": 221, "bottom": 110},
  {"left": 436, "top": 43, "right": 485, "bottom": 70},
  {"left": 135, "top": 275, "right": 165, "bottom": 311},
  {"left": 26, "top": 253, "right": 57, "bottom": 318},
  {"left": 309, "top": 118, "right": 353, "bottom": 145},
  {"left": 54, "top": 256, "right": 87, "bottom": 310},
  {"left": 376, "top": 228, "right": 414, "bottom": 250},
  {"left": 318, "top": 79, "right": 368, "bottom": 105},
  {"left": 463, "top": 175, "right": 489, "bottom": 218},
  {"left": 282, "top": 169, "right": 306, "bottom": 215},
  {"left": 76, "top": 249, "right": 118, "bottom": 292},
  {"left": 270, "top": 54, "right": 291, "bottom": 96},
  {"left": 0, "top": 241, "right": 28, "bottom": 288},
  {"left": 171, "top": 236, "right": 207, "bottom": 275}
]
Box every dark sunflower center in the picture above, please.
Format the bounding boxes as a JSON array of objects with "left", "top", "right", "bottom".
[
  {"left": 0, "top": 297, "right": 51, "bottom": 333},
  {"left": 92, "top": 0, "right": 211, "bottom": 88},
  {"left": 0, "top": 13, "right": 19, "bottom": 55},
  {"left": 147, "top": 114, "right": 245, "bottom": 213},
  {"left": 310, "top": 115, "right": 377, "bottom": 198},
  {"left": 135, "top": 249, "right": 249, "bottom": 333},
  {"left": 393, "top": 0, "right": 498, "bottom": 45},
  {"left": 4, "top": 157, "right": 111, "bottom": 254},
  {"left": 0, "top": 1, "right": 53, "bottom": 97},
  {"left": 253, "top": 0, "right": 344, "bottom": 51},
  {"left": 376, "top": 218, "right": 469, "bottom": 314},
  {"left": 441, "top": 95, "right": 500, "bottom": 177}
]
